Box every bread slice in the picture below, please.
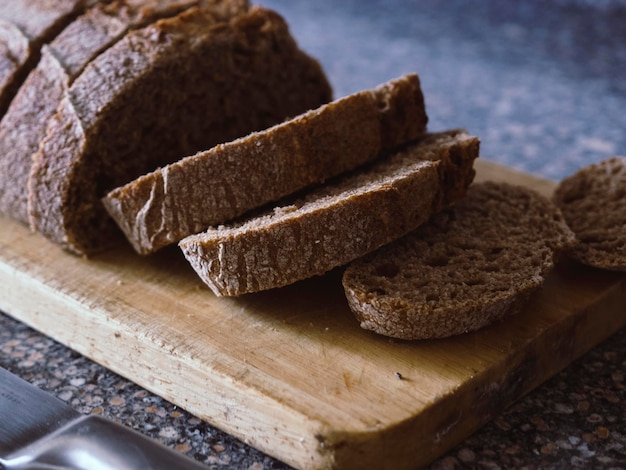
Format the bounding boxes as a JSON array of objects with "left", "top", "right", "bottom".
[
  {"left": 179, "top": 130, "right": 479, "bottom": 297},
  {"left": 103, "top": 74, "right": 429, "bottom": 255},
  {"left": 28, "top": 5, "right": 332, "bottom": 256},
  {"left": 0, "top": 0, "right": 215, "bottom": 223},
  {"left": 342, "top": 181, "right": 576, "bottom": 340},
  {"left": 553, "top": 157, "right": 626, "bottom": 271},
  {"left": 0, "top": 0, "right": 97, "bottom": 117}
]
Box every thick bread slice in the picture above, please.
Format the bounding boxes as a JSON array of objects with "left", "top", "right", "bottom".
[
  {"left": 179, "top": 130, "right": 479, "bottom": 297},
  {"left": 103, "top": 74, "right": 429, "bottom": 255},
  {"left": 553, "top": 156, "right": 626, "bottom": 271},
  {"left": 342, "top": 181, "right": 577, "bottom": 340},
  {"left": 0, "top": 0, "right": 218, "bottom": 223},
  {"left": 0, "top": 0, "right": 98, "bottom": 117},
  {"left": 28, "top": 5, "right": 332, "bottom": 256}
]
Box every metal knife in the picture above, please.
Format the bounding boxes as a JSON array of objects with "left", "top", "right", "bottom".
[{"left": 0, "top": 366, "right": 208, "bottom": 469}]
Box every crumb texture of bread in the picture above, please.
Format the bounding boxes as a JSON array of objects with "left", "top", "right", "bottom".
[
  {"left": 342, "top": 181, "right": 577, "bottom": 340},
  {"left": 27, "top": 4, "right": 332, "bottom": 255},
  {"left": 0, "top": 0, "right": 208, "bottom": 223},
  {"left": 553, "top": 156, "right": 626, "bottom": 271},
  {"left": 103, "top": 73, "right": 428, "bottom": 255},
  {"left": 179, "top": 130, "right": 479, "bottom": 296}
]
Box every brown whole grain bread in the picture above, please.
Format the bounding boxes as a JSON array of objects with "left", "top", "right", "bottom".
[
  {"left": 103, "top": 74, "right": 429, "bottom": 255},
  {"left": 342, "top": 181, "right": 577, "bottom": 340},
  {"left": 0, "top": 0, "right": 213, "bottom": 223},
  {"left": 0, "top": 0, "right": 98, "bottom": 117},
  {"left": 553, "top": 156, "right": 626, "bottom": 271},
  {"left": 28, "top": 5, "right": 332, "bottom": 256},
  {"left": 179, "top": 130, "right": 479, "bottom": 297}
]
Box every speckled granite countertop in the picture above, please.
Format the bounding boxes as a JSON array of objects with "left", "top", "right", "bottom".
[{"left": 1, "top": 1, "right": 625, "bottom": 469}]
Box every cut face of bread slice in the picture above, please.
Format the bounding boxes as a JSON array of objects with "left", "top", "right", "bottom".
[
  {"left": 103, "top": 74, "right": 429, "bottom": 255},
  {"left": 342, "top": 181, "right": 577, "bottom": 340},
  {"left": 553, "top": 156, "right": 626, "bottom": 271},
  {"left": 0, "top": 0, "right": 214, "bottom": 223},
  {"left": 28, "top": 5, "right": 332, "bottom": 256},
  {"left": 179, "top": 130, "right": 479, "bottom": 297},
  {"left": 0, "top": 0, "right": 97, "bottom": 117}
]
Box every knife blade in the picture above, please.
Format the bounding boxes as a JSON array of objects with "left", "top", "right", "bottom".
[{"left": 0, "top": 366, "right": 208, "bottom": 469}]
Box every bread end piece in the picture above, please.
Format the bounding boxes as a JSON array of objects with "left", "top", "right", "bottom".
[{"left": 553, "top": 156, "right": 626, "bottom": 271}]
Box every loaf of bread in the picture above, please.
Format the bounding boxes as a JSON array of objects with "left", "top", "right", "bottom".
[
  {"left": 103, "top": 74, "right": 429, "bottom": 255},
  {"left": 0, "top": 0, "right": 97, "bottom": 117},
  {"left": 27, "top": 5, "right": 332, "bottom": 255},
  {"left": 342, "top": 181, "right": 576, "bottom": 340},
  {"left": 553, "top": 157, "right": 626, "bottom": 271},
  {"left": 179, "top": 130, "right": 479, "bottom": 296},
  {"left": 0, "top": 0, "right": 208, "bottom": 223}
]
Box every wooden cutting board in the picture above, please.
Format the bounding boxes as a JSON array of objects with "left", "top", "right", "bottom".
[{"left": 0, "top": 159, "right": 624, "bottom": 470}]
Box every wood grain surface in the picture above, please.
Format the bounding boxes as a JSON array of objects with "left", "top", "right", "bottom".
[{"left": 0, "top": 159, "right": 624, "bottom": 469}]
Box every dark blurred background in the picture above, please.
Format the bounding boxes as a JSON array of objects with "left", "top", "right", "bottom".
[{"left": 259, "top": 0, "right": 626, "bottom": 180}]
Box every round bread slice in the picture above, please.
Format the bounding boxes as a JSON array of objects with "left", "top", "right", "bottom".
[
  {"left": 553, "top": 156, "right": 626, "bottom": 271},
  {"left": 342, "top": 181, "right": 576, "bottom": 340}
]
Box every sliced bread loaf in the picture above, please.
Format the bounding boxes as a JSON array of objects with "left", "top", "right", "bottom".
[
  {"left": 0, "top": 0, "right": 214, "bottom": 223},
  {"left": 342, "top": 181, "right": 576, "bottom": 340},
  {"left": 0, "top": 0, "right": 97, "bottom": 117},
  {"left": 102, "top": 74, "right": 429, "bottom": 255},
  {"left": 28, "top": 5, "right": 332, "bottom": 255},
  {"left": 553, "top": 156, "right": 626, "bottom": 271},
  {"left": 179, "top": 130, "right": 479, "bottom": 297}
]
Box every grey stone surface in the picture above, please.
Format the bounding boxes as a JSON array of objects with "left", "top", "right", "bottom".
[{"left": 262, "top": 0, "right": 626, "bottom": 180}]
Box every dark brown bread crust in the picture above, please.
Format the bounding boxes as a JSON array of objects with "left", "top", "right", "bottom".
[
  {"left": 0, "top": 0, "right": 209, "bottom": 223},
  {"left": 103, "top": 74, "right": 428, "bottom": 255},
  {"left": 0, "top": 0, "right": 96, "bottom": 117},
  {"left": 28, "top": 5, "right": 332, "bottom": 255},
  {"left": 179, "top": 130, "right": 479, "bottom": 296},
  {"left": 553, "top": 156, "right": 626, "bottom": 271},
  {"left": 342, "top": 182, "right": 577, "bottom": 340}
]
